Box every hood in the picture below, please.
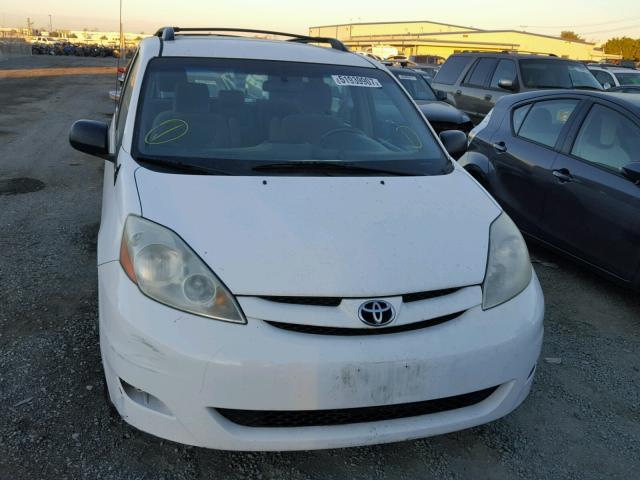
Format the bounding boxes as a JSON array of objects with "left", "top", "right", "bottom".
[
  {"left": 416, "top": 100, "right": 469, "bottom": 124},
  {"left": 135, "top": 168, "right": 500, "bottom": 297}
]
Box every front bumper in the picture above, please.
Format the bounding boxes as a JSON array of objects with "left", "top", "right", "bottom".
[{"left": 99, "top": 261, "right": 544, "bottom": 451}]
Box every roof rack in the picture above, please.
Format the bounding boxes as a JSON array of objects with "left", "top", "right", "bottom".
[
  {"left": 154, "top": 27, "right": 349, "bottom": 52},
  {"left": 459, "top": 50, "right": 558, "bottom": 57}
]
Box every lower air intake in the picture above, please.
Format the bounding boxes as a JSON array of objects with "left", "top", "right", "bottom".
[{"left": 215, "top": 386, "right": 498, "bottom": 428}]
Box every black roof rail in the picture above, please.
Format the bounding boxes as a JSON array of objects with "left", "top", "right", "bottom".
[
  {"left": 459, "top": 49, "right": 558, "bottom": 57},
  {"left": 153, "top": 26, "right": 349, "bottom": 52}
]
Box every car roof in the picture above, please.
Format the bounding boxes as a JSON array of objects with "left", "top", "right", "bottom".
[
  {"left": 589, "top": 66, "right": 638, "bottom": 73},
  {"left": 449, "top": 52, "right": 580, "bottom": 62},
  {"left": 499, "top": 89, "right": 640, "bottom": 113},
  {"left": 387, "top": 67, "right": 421, "bottom": 75},
  {"left": 138, "top": 34, "right": 375, "bottom": 68}
]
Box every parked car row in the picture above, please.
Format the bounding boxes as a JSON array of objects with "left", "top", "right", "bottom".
[{"left": 31, "top": 41, "right": 136, "bottom": 58}]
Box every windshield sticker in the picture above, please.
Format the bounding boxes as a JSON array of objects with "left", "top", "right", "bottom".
[
  {"left": 144, "top": 119, "right": 189, "bottom": 145},
  {"left": 332, "top": 75, "right": 382, "bottom": 88},
  {"left": 398, "top": 75, "right": 417, "bottom": 81}
]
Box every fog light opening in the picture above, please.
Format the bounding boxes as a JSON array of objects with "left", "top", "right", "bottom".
[{"left": 119, "top": 378, "right": 173, "bottom": 417}]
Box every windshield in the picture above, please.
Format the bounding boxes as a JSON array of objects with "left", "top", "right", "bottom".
[
  {"left": 392, "top": 71, "right": 437, "bottom": 101},
  {"left": 133, "top": 58, "right": 449, "bottom": 176},
  {"left": 520, "top": 60, "right": 602, "bottom": 90},
  {"left": 616, "top": 72, "right": 640, "bottom": 85}
]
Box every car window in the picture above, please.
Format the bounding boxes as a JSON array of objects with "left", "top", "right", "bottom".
[
  {"left": 115, "top": 52, "right": 141, "bottom": 149},
  {"left": 133, "top": 58, "right": 449, "bottom": 176},
  {"left": 615, "top": 72, "right": 640, "bottom": 86},
  {"left": 464, "top": 58, "right": 498, "bottom": 87},
  {"left": 592, "top": 70, "right": 614, "bottom": 87},
  {"left": 517, "top": 99, "right": 579, "bottom": 148},
  {"left": 434, "top": 56, "right": 473, "bottom": 85},
  {"left": 520, "top": 60, "right": 601, "bottom": 89},
  {"left": 571, "top": 104, "right": 640, "bottom": 171},
  {"left": 392, "top": 71, "right": 437, "bottom": 101},
  {"left": 490, "top": 60, "right": 517, "bottom": 88},
  {"left": 512, "top": 104, "right": 532, "bottom": 133}
]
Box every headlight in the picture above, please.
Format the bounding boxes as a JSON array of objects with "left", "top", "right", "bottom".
[
  {"left": 482, "top": 212, "right": 532, "bottom": 309},
  {"left": 119, "top": 215, "right": 245, "bottom": 323}
]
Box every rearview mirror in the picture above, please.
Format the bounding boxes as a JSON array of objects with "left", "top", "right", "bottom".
[
  {"left": 435, "top": 90, "right": 448, "bottom": 101},
  {"left": 69, "top": 120, "right": 111, "bottom": 160},
  {"left": 622, "top": 162, "right": 640, "bottom": 184},
  {"left": 439, "top": 130, "right": 467, "bottom": 159},
  {"left": 498, "top": 79, "right": 517, "bottom": 92}
]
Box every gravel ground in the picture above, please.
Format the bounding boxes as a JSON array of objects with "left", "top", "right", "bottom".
[{"left": 0, "top": 56, "right": 638, "bottom": 480}]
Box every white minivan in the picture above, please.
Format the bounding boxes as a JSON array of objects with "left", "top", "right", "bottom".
[{"left": 69, "top": 27, "right": 544, "bottom": 451}]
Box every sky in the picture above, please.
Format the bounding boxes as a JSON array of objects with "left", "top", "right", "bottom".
[{"left": 2, "top": 0, "right": 639, "bottom": 43}]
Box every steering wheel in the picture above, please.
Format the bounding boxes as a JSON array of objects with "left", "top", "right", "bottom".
[{"left": 318, "top": 127, "right": 367, "bottom": 147}]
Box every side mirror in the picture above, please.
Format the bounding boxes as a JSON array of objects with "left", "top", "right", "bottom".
[
  {"left": 435, "top": 90, "right": 448, "bottom": 101},
  {"left": 439, "top": 130, "right": 467, "bottom": 159},
  {"left": 603, "top": 82, "right": 612, "bottom": 90},
  {"left": 622, "top": 162, "right": 640, "bottom": 184},
  {"left": 69, "top": 120, "right": 111, "bottom": 160},
  {"left": 498, "top": 79, "right": 518, "bottom": 92}
]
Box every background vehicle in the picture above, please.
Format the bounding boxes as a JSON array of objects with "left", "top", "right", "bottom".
[
  {"left": 588, "top": 65, "right": 640, "bottom": 89},
  {"left": 414, "top": 65, "right": 440, "bottom": 83},
  {"left": 388, "top": 66, "right": 473, "bottom": 141},
  {"left": 609, "top": 85, "right": 640, "bottom": 94},
  {"left": 432, "top": 52, "right": 602, "bottom": 124},
  {"left": 460, "top": 90, "right": 640, "bottom": 288}
]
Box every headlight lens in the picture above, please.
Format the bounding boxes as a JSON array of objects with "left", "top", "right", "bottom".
[
  {"left": 482, "top": 212, "right": 532, "bottom": 309},
  {"left": 120, "top": 215, "right": 245, "bottom": 323}
]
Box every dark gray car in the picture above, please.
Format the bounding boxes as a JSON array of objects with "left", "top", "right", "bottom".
[{"left": 432, "top": 52, "right": 602, "bottom": 124}]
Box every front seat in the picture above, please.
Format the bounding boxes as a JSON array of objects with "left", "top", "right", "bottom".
[
  {"left": 276, "top": 81, "right": 345, "bottom": 144},
  {"left": 151, "top": 82, "right": 230, "bottom": 148}
]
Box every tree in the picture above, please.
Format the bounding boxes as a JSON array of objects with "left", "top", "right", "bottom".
[
  {"left": 560, "top": 31, "right": 584, "bottom": 42},
  {"left": 602, "top": 36, "right": 640, "bottom": 61}
]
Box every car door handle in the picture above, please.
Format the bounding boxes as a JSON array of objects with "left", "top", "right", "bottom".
[
  {"left": 492, "top": 141, "right": 507, "bottom": 153},
  {"left": 484, "top": 94, "right": 492, "bottom": 101},
  {"left": 552, "top": 169, "right": 573, "bottom": 183}
]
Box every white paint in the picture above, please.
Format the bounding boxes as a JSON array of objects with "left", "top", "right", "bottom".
[{"left": 94, "top": 33, "right": 545, "bottom": 451}]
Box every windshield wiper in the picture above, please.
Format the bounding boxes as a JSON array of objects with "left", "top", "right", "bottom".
[
  {"left": 252, "top": 161, "right": 417, "bottom": 176},
  {"left": 137, "top": 155, "right": 232, "bottom": 175}
]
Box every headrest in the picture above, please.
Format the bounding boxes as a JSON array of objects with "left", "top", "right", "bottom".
[
  {"left": 158, "top": 70, "right": 187, "bottom": 92},
  {"left": 600, "top": 119, "right": 617, "bottom": 146},
  {"left": 301, "top": 81, "right": 332, "bottom": 113},
  {"left": 218, "top": 90, "right": 244, "bottom": 108},
  {"left": 528, "top": 108, "right": 552, "bottom": 127},
  {"left": 174, "top": 82, "right": 210, "bottom": 113}
]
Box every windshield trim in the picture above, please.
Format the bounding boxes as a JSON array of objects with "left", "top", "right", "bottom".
[{"left": 131, "top": 56, "right": 452, "bottom": 177}]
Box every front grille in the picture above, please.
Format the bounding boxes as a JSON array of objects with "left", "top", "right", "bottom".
[
  {"left": 259, "top": 296, "right": 342, "bottom": 307},
  {"left": 259, "top": 286, "right": 467, "bottom": 308},
  {"left": 266, "top": 311, "right": 463, "bottom": 336},
  {"left": 215, "top": 386, "right": 498, "bottom": 428},
  {"left": 402, "top": 287, "right": 461, "bottom": 303}
]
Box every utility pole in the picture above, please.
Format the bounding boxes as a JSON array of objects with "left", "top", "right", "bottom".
[
  {"left": 119, "top": 0, "right": 125, "bottom": 60},
  {"left": 48, "top": 14, "right": 52, "bottom": 33},
  {"left": 27, "top": 17, "right": 34, "bottom": 36}
]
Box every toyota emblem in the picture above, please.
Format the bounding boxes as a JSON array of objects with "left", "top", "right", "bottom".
[{"left": 358, "top": 300, "right": 395, "bottom": 327}]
